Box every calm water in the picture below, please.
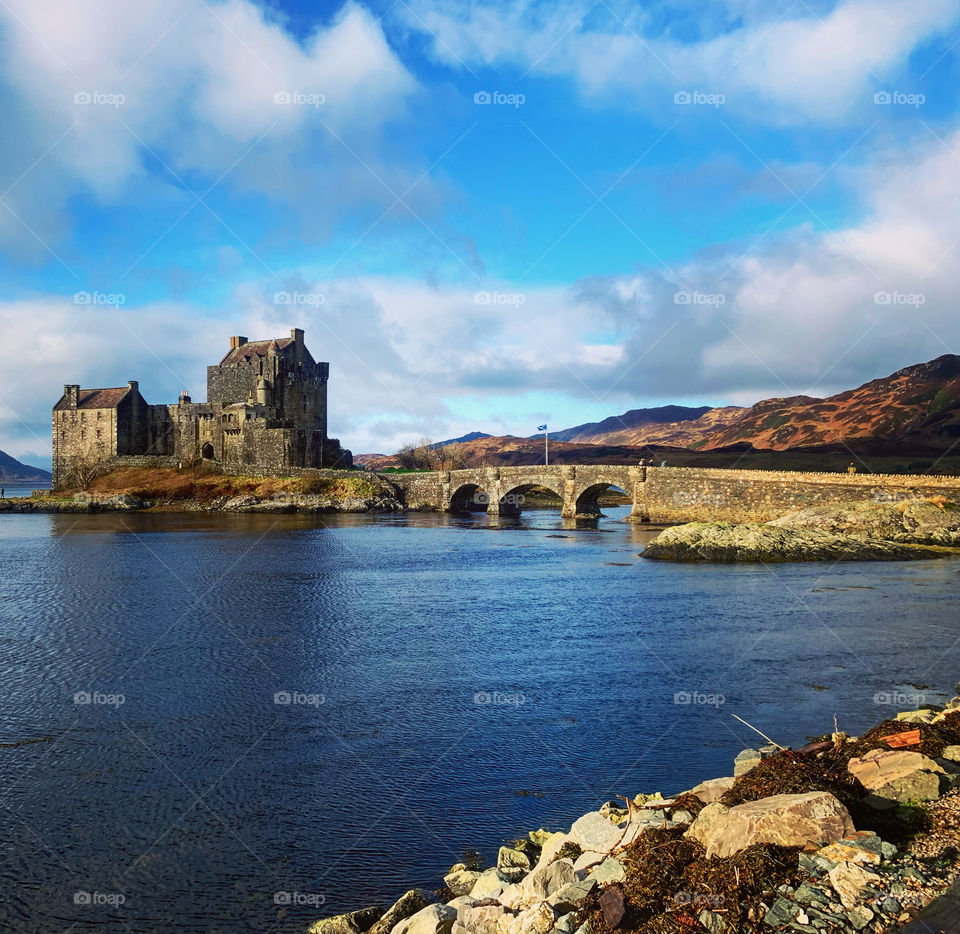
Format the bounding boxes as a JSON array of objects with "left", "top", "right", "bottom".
[{"left": 2, "top": 506, "right": 960, "bottom": 932}]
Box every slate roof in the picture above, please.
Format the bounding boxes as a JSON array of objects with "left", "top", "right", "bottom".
[
  {"left": 219, "top": 338, "right": 294, "bottom": 366},
  {"left": 55, "top": 387, "right": 131, "bottom": 410}
]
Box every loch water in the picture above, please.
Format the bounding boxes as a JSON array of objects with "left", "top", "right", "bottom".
[{"left": 1, "top": 506, "right": 959, "bottom": 932}]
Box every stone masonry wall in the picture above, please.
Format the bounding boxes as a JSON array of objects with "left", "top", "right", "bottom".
[{"left": 639, "top": 467, "right": 960, "bottom": 524}]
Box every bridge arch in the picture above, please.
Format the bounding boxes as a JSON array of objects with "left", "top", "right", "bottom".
[
  {"left": 574, "top": 481, "right": 627, "bottom": 517},
  {"left": 497, "top": 481, "right": 565, "bottom": 516},
  {"left": 449, "top": 482, "right": 490, "bottom": 513}
]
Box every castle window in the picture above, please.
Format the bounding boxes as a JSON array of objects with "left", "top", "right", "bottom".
[
  {"left": 80, "top": 429, "right": 86, "bottom": 440},
  {"left": 96, "top": 429, "right": 102, "bottom": 440}
]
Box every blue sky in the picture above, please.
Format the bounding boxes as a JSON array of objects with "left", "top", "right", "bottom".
[{"left": 2, "top": 0, "right": 960, "bottom": 464}]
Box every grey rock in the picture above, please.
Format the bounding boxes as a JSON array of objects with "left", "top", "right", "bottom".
[
  {"left": 734, "top": 748, "right": 762, "bottom": 777},
  {"left": 458, "top": 905, "right": 508, "bottom": 934},
  {"left": 552, "top": 912, "right": 578, "bottom": 934},
  {"left": 444, "top": 865, "right": 481, "bottom": 898},
  {"left": 369, "top": 892, "right": 430, "bottom": 934},
  {"left": 568, "top": 813, "right": 622, "bottom": 852},
  {"left": 552, "top": 878, "right": 597, "bottom": 913},
  {"left": 846, "top": 905, "right": 874, "bottom": 930},
  {"left": 697, "top": 909, "right": 726, "bottom": 934},
  {"left": 498, "top": 847, "right": 532, "bottom": 872},
  {"left": 468, "top": 869, "right": 513, "bottom": 901},
  {"left": 763, "top": 898, "right": 801, "bottom": 926},
  {"left": 309, "top": 906, "right": 385, "bottom": 934},
  {"left": 590, "top": 859, "right": 625, "bottom": 885},
  {"left": 393, "top": 904, "right": 456, "bottom": 934}
]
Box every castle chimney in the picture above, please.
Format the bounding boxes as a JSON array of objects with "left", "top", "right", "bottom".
[
  {"left": 127, "top": 380, "right": 139, "bottom": 394},
  {"left": 179, "top": 389, "right": 192, "bottom": 405},
  {"left": 230, "top": 336, "right": 248, "bottom": 349},
  {"left": 63, "top": 384, "right": 80, "bottom": 408},
  {"left": 291, "top": 328, "right": 304, "bottom": 364}
]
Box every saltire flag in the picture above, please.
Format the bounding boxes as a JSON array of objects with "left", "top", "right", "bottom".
[{"left": 537, "top": 424, "right": 547, "bottom": 431}]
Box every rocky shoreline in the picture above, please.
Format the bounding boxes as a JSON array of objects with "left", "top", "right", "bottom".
[
  {"left": 643, "top": 499, "right": 960, "bottom": 563},
  {"left": 308, "top": 693, "right": 960, "bottom": 934},
  {"left": 0, "top": 491, "right": 403, "bottom": 514}
]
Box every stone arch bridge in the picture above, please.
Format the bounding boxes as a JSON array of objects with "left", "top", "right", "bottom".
[
  {"left": 383, "top": 464, "right": 960, "bottom": 523},
  {"left": 387, "top": 465, "right": 644, "bottom": 519}
]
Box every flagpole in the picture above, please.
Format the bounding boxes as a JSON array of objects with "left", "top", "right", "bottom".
[{"left": 545, "top": 428, "right": 549, "bottom": 466}]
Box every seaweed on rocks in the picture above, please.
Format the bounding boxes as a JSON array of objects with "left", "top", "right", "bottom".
[
  {"left": 581, "top": 827, "right": 802, "bottom": 934},
  {"left": 669, "top": 792, "right": 706, "bottom": 818},
  {"left": 848, "top": 715, "right": 960, "bottom": 760}
]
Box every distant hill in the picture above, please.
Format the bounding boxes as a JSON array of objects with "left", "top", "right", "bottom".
[
  {"left": 430, "top": 431, "right": 492, "bottom": 448},
  {"left": 530, "top": 355, "right": 960, "bottom": 454},
  {"left": 551, "top": 405, "right": 745, "bottom": 446},
  {"left": 0, "top": 449, "right": 51, "bottom": 482},
  {"left": 365, "top": 354, "right": 960, "bottom": 471}
]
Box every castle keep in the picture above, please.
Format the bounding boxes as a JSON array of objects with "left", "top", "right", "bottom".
[{"left": 52, "top": 329, "right": 351, "bottom": 488}]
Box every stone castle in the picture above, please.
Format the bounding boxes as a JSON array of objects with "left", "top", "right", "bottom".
[{"left": 52, "top": 329, "right": 351, "bottom": 488}]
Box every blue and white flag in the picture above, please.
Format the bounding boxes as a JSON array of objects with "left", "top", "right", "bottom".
[{"left": 537, "top": 424, "right": 547, "bottom": 432}]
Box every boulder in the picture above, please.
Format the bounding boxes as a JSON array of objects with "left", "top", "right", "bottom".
[
  {"left": 392, "top": 904, "right": 456, "bottom": 934},
  {"left": 528, "top": 829, "right": 553, "bottom": 848},
  {"left": 568, "top": 813, "right": 622, "bottom": 852},
  {"left": 458, "top": 904, "right": 508, "bottom": 934},
  {"left": 368, "top": 892, "right": 430, "bottom": 934},
  {"left": 536, "top": 832, "right": 569, "bottom": 866},
  {"left": 590, "top": 859, "right": 625, "bottom": 885},
  {"left": 847, "top": 749, "right": 945, "bottom": 803},
  {"left": 734, "top": 748, "right": 762, "bottom": 777},
  {"left": 684, "top": 792, "right": 855, "bottom": 859},
  {"left": 501, "top": 859, "right": 575, "bottom": 911},
  {"left": 828, "top": 861, "right": 883, "bottom": 910},
  {"left": 511, "top": 903, "right": 555, "bottom": 934},
  {"left": 551, "top": 878, "right": 597, "bottom": 913},
  {"left": 572, "top": 850, "right": 605, "bottom": 874},
  {"left": 689, "top": 777, "right": 735, "bottom": 804},
  {"left": 444, "top": 865, "right": 481, "bottom": 898},
  {"left": 309, "top": 906, "right": 385, "bottom": 934},
  {"left": 498, "top": 847, "right": 532, "bottom": 872},
  {"left": 941, "top": 745, "right": 960, "bottom": 763},
  {"left": 469, "top": 869, "right": 513, "bottom": 901},
  {"left": 895, "top": 709, "right": 938, "bottom": 724}
]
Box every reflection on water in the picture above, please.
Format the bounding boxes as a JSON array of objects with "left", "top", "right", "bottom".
[{"left": 1, "top": 506, "right": 959, "bottom": 932}]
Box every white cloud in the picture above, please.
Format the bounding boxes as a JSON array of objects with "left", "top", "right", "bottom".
[
  {"left": 0, "top": 0, "right": 419, "bottom": 254},
  {"left": 400, "top": 0, "right": 959, "bottom": 121},
  {"left": 7, "top": 122, "right": 960, "bottom": 460}
]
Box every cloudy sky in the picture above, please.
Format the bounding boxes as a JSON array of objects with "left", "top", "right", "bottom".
[{"left": 1, "top": 0, "right": 960, "bottom": 464}]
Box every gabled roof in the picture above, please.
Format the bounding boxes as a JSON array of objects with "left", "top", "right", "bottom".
[
  {"left": 55, "top": 387, "right": 132, "bottom": 410},
  {"left": 219, "top": 337, "right": 294, "bottom": 366}
]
